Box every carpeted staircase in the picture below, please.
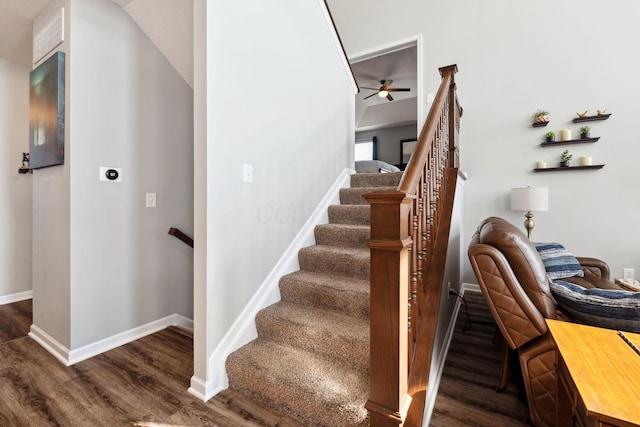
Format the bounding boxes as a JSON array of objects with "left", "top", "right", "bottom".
[{"left": 225, "top": 171, "right": 403, "bottom": 427}]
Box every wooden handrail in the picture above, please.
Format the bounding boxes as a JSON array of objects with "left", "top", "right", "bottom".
[
  {"left": 364, "top": 65, "right": 462, "bottom": 427},
  {"left": 168, "top": 227, "right": 194, "bottom": 248}
]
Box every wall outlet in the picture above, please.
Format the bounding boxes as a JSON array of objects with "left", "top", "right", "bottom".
[{"left": 624, "top": 268, "right": 635, "bottom": 281}]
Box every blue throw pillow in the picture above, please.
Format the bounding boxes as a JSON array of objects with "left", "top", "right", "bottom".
[
  {"left": 550, "top": 280, "right": 640, "bottom": 332},
  {"left": 534, "top": 242, "right": 584, "bottom": 280}
]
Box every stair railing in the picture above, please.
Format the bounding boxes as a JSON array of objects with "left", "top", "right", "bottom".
[
  {"left": 168, "top": 227, "right": 194, "bottom": 248},
  {"left": 364, "top": 64, "right": 462, "bottom": 427}
]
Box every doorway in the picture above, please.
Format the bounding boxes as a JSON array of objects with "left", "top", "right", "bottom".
[{"left": 349, "top": 36, "right": 423, "bottom": 169}]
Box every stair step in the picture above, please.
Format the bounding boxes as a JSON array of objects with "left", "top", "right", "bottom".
[
  {"left": 328, "top": 204, "right": 370, "bottom": 226},
  {"left": 279, "top": 270, "right": 369, "bottom": 319},
  {"left": 350, "top": 172, "right": 403, "bottom": 188},
  {"left": 339, "top": 186, "right": 397, "bottom": 205},
  {"left": 226, "top": 340, "right": 369, "bottom": 427},
  {"left": 314, "top": 223, "right": 370, "bottom": 248},
  {"left": 256, "top": 301, "right": 368, "bottom": 372},
  {"left": 298, "top": 245, "right": 369, "bottom": 280}
]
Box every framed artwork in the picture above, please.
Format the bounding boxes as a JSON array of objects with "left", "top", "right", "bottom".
[
  {"left": 401, "top": 138, "right": 417, "bottom": 164},
  {"left": 29, "top": 51, "right": 65, "bottom": 169}
]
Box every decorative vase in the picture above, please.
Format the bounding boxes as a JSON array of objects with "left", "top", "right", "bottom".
[
  {"left": 560, "top": 160, "right": 570, "bottom": 167},
  {"left": 546, "top": 136, "right": 555, "bottom": 142},
  {"left": 580, "top": 132, "right": 590, "bottom": 139}
]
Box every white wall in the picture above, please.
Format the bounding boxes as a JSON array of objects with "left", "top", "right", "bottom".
[
  {"left": 0, "top": 59, "right": 32, "bottom": 300},
  {"left": 33, "top": 0, "right": 193, "bottom": 351},
  {"left": 328, "top": 0, "right": 640, "bottom": 283},
  {"left": 356, "top": 123, "right": 417, "bottom": 166},
  {"left": 32, "top": 0, "right": 72, "bottom": 347},
  {"left": 193, "top": 0, "right": 355, "bottom": 393}
]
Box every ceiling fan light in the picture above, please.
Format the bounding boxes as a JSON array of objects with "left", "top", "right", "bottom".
[{"left": 378, "top": 90, "right": 389, "bottom": 98}]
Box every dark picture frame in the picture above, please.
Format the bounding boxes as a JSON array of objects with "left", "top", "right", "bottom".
[{"left": 29, "top": 51, "right": 65, "bottom": 169}]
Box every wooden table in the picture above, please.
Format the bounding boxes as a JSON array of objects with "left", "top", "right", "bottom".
[{"left": 547, "top": 319, "right": 640, "bottom": 427}]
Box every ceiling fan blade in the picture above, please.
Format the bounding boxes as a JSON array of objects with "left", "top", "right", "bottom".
[
  {"left": 387, "top": 88, "right": 411, "bottom": 92},
  {"left": 361, "top": 87, "right": 380, "bottom": 91},
  {"left": 363, "top": 92, "right": 379, "bottom": 100},
  {"left": 387, "top": 94, "right": 394, "bottom": 101}
]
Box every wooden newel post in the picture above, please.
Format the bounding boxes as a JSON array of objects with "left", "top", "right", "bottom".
[{"left": 364, "top": 190, "right": 414, "bottom": 427}]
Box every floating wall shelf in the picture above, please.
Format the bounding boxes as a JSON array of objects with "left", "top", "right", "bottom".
[
  {"left": 534, "top": 164, "right": 605, "bottom": 172},
  {"left": 540, "top": 137, "right": 600, "bottom": 147},
  {"left": 572, "top": 114, "right": 611, "bottom": 123},
  {"left": 532, "top": 121, "right": 549, "bottom": 128}
]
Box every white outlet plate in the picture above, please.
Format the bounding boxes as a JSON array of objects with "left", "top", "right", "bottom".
[
  {"left": 243, "top": 163, "right": 253, "bottom": 183},
  {"left": 146, "top": 192, "right": 157, "bottom": 208},
  {"left": 624, "top": 268, "right": 635, "bottom": 281}
]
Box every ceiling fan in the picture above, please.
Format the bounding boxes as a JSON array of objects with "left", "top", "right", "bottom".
[{"left": 361, "top": 79, "right": 410, "bottom": 101}]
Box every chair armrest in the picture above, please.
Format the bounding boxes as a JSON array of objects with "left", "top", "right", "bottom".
[
  {"left": 468, "top": 243, "right": 548, "bottom": 350},
  {"left": 576, "top": 256, "right": 610, "bottom": 280}
]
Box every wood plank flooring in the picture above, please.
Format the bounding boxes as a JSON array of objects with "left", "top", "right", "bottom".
[
  {"left": 0, "top": 300, "right": 303, "bottom": 427},
  {"left": 0, "top": 293, "right": 532, "bottom": 426},
  {"left": 430, "top": 290, "right": 533, "bottom": 426}
]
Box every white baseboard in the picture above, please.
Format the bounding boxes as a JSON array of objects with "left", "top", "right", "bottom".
[
  {"left": 0, "top": 290, "right": 33, "bottom": 305},
  {"left": 188, "top": 375, "right": 218, "bottom": 402},
  {"left": 29, "top": 313, "right": 193, "bottom": 366},
  {"left": 201, "top": 168, "right": 355, "bottom": 402},
  {"left": 422, "top": 285, "right": 466, "bottom": 426},
  {"left": 421, "top": 283, "right": 483, "bottom": 425}
]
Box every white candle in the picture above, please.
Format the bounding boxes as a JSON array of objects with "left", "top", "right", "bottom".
[
  {"left": 560, "top": 129, "right": 572, "bottom": 141},
  {"left": 581, "top": 155, "right": 592, "bottom": 166},
  {"left": 537, "top": 161, "right": 547, "bottom": 169}
]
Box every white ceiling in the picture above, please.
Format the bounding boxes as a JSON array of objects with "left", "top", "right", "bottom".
[
  {"left": 352, "top": 46, "right": 418, "bottom": 131},
  {"left": 0, "top": 0, "right": 193, "bottom": 87}
]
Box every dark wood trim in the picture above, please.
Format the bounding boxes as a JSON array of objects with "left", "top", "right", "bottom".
[
  {"left": 534, "top": 164, "right": 605, "bottom": 172},
  {"left": 367, "top": 65, "right": 461, "bottom": 427},
  {"left": 532, "top": 121, "right": 549, "bottom": 127},
  {"left": 406, "top": 167, "right": 459, "bottom": 424},
  {"left": 540, "top": 137, "right": 599, "bottom": 147},
  {"left": 573, "top": 113, "right": 611, "bottom": 123},
  {"left": 168, "top": 227, "right": 194, "bottom": 248}
]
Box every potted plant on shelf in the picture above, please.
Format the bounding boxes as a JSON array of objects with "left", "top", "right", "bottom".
[
  {"left": 534, "top": 110, "right": 549, "bottom": 124},
  {"left": 546, "top": 131, "right": 556, "bottom": 142},
  {"left": 560, "top": 150, "right": 572, "bottom": 167},
  {"left": 580, "top": 125, "right": 591, "bottom": 139}
]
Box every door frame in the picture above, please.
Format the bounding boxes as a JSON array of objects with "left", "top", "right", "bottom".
[{"left": 349, "top": 34, "right": 424, "bottom": 137}]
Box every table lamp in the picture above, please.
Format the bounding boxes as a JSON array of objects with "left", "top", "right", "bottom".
[{"left": 510, "top": 187, "right": 548, "bottom": 240}]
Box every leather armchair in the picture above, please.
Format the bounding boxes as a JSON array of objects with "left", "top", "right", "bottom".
[{"left": 467, "top": 217, "right": 621, "bottom": 427}]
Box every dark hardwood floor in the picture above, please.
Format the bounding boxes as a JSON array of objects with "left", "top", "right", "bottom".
[
  {"left": 0, "top": 300, "right": 303, "bottom": 427},
  {"left": 430, "top": 290, "right": 533, "bottom": 426},
  {"left": 0, "top": 292, "right": 531, "bottom": 426}
]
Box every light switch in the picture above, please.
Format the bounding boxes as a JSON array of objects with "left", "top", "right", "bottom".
[
  {"left": 146, "top": 192, "right": 157, "bottom": 208},
  {"left": 243, "top": 163, "right": 253, "bottom": 183}
]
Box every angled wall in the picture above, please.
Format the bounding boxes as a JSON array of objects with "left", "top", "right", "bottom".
[
  {"left": 32, "top": 0, "right": 193, "bottom": 355},
  {"left": 193, "top": 0, "right": 355, "bottom": 397}
]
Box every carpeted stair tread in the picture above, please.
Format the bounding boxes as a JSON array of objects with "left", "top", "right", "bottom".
[
  {"left": 315, "top": 223, "right": 370, "bottom": 248},
  {"left": 350, "top": 172, "right": 402, "bottom": 188},
  {"left": 256, "top": 301, "right": 369, "bottom": 371},
  {"left": 339, "top": 186, "right": 398, "bottom": 205},
  {"left": 226, "top": 340, "right": 369, "bottom": 427},
  {"left": 328, "top": 205, "right": 370, "bottom": 226},
  {"left": 298, "top": 245, "right": 369, "bottom": 279},
  {"left": 279, "top": 270, "right": 369, "bottom": 318}
]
